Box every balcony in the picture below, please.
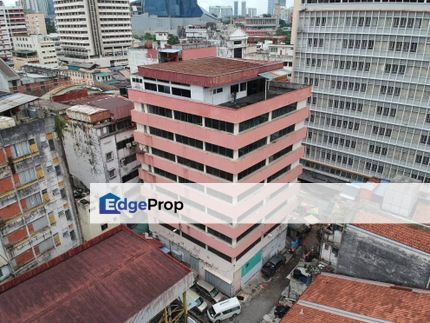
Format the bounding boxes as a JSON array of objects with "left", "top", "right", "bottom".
[{"left": 220, "top": 82, "right": 306, "bottom": 109}]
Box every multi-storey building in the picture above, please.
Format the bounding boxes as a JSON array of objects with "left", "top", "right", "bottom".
[
  {"left": 208, "top": 5, "right": 233, "bottom": 19},
  {"left": 12, "top": 34, "right": 58, "bottom": 69},
  {"left": 241, "top": 1, "right": 246, "bottom": 17},
  {"left": 234, "top": 1, "right": 238, "bottom": 17},
  {"left": 54, "top": 0, "right": 132, "bottom": 67},
  {"left": 25, "top": 12, "right": 47, "bottom": 35},
  {"left": 129, "top": 57, "right": 310, "bottom": 294},
  {"left": 0, "top": 3, "right": 27, "bottom": 65},
  {"left": 0, "top": 91, "right": 80, "bottom": 282},
  {"left": 63, "top": 95, "right": 140, "bottom": 189},
  {"left": 292, "top": 0, "right": 430, "bottom": 183},
  {"left": 247, "top": 8, "right": 257, "bottom": 18}
]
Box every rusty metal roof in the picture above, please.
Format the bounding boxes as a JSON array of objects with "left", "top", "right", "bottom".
[{"left": 0, "top": 226, "right": 193, "bottom": 323}]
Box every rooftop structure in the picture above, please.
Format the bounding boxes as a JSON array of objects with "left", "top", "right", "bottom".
[
  {"left": 282, "top": 273, "right": 430, "bottom": 322},
  {"left": 0, "top": 226, "right": 194, "bottom": 322},
  {"left": 0, "top": 59, "right": 20, "bottom": 91}
]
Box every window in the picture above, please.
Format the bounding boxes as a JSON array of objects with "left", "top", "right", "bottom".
[
  {"left": 144, "top": 82, "right": 157, "bottom": 91},
  {"left": 206, "top": 142, "right": 233, "bottom": 158},
  {"left": 176, "top": 134, "right": 203, "bottom": 149},
  {"left": 149, "top": 127, "right": 174, "bottom": 140},
  {"left": 106, "top": 152, "right": 114, "bottom": 161},
  {"left": 239, "top": 113, "right": 269, "bottom": 132},
  {"left": 238, "top": 160, "right": 266, "bottom": 180},
  {"left": 231, "top": 84, "right": 239, "bottom": 93},
  {"left": 270, "top": 125, "right": 295, "bottom": 142},
  {"left": 171, "top": 87, "right": 191, "bottom": 98},
  {"left": 108, "top": 169, "right": 116, "bottom": 179},
  {"left": 101, "top": 224, "right": 108, "bottom": 231},
  {"left": 213, "top": 88, "right": 223, "bottom": 94},
  {"left": 239, "top": 138, "right": 266, "bottom": 157},
  {"left": 206, "top": 166, "right": 233, "bottom": 181},
  {"left": 174, "top": 111, "right": 202, "bottom": 125},
  {"left": 12, "top": 141, "right": 31, "bottom": 158},
  {"left": 177, "top": 156, "right": 204, "bottom": 171},
  {"left": 152, "top": 147, "right": 175, "bottom": 161},
  {"left": 148, "top": 104, "right": 172, "bottom": 118},
  {"left": 157, "top": 84, "right": 170, "bottom": 94},
  {"left": 205, "top": 118, "right": 234, "bottom": 133},
  {"left": 272, "top": 103, "right": 297, "bottom": 119}
]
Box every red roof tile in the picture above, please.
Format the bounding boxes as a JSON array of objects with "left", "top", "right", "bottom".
[
  {"left": 137, "top": 57, "right": 283, "bottom": 87},
  {"left": 353, "top": 223, "right": 430, "bottom": 254},
  {"left": 70, "top": 95, "right": 133, "bottom": 120},
  {"left": 0, "top": 226, "right": 192, "bottom": 323},
  {"left": 282, "top": 274, "right": 430, "bottom": 323}
]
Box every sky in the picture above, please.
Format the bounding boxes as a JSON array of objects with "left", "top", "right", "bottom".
[{"left": 3, "top": 0, "right": 294, "bottom": 16}]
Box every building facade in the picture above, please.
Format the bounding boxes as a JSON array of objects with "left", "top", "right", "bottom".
[
  {"left": 292, "top": 0, "right": 430, "bottom": 183},
  {"left": 63, "top": 95, "right": 140, "bottom": 189},
  {"left": 54, "top": 0, "right": 132, "bottom": 67},
  {"left": 129, "top": 57, "right": 310, "bottom": 295},
  {"left": 241, "top": 1, "right": 246, "bottom": 17},
  {"left": 233, "top": 1, "right": 238, "bottom": 17},
  {"left": 25, "top": 13, "right": 47, "bottom": 35},
  {"left": 0, "top": 92, "right": 80, "bottom": 282},
  {"left": 247, "top": 8, "right": 257, "bottom": 18},
  {"left": 0, "top": 4, "right": 27, "bottom": 65},
  {"left": 12, "top": 34, "right": 58, "bottom": 69}
]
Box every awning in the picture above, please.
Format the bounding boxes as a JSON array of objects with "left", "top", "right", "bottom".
[{"left": 258, "top": 69, "right": 289, "bottom": 81}]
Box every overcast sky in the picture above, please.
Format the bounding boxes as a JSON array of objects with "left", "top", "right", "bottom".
[{"left": 3, "top": 0, "right": 294, "bottom": 16}]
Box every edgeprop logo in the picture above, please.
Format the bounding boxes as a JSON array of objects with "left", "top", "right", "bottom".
[{"left": 99, "top": 193, "right": 184, "bottom": 214}]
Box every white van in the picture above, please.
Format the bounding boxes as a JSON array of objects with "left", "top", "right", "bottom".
[
  {"left": 185, "top": 289, "right": 208, "bottom": 314},
  {"left": 207, "top": 297, "right": 241, "bottom": 322},
  {"left": 195, "top": 279, "right": 225, "bottom": 303}
]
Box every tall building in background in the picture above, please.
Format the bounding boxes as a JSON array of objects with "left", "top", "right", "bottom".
[
  {"left": 144, "top": 0, "right": 203, "bottom": 17},
  {"left": 208, "top": 6, "right": 233, "bottom": 19},
  {"left": 233, "top": 1, "right": 238, "bottom": 17},
  {"left": 247, "top": 8, "right": 257, "bottom": 17},
  {"left": 25, "top": 12, "right": 47, "bottom": 35},
  {"left": 268, "top": 0, "right": 286, "bottom": 16},
  {"left": 292, "top": 0, "right": 430, "bottom": 183},
  {"left": 241, "top": 1, "right": 246, "bottom": 17},
  {"left": 129, "top": 57, "right": 310, "bottom": 294},
  {"left": 0, "top": 93, "right": 80, "bottom": 282},
  {"left": 54, "top": 0, "right": 132, "bottom": 67},
  {"left": 0, "top": 3, "right": 27, "bottom": 65}
]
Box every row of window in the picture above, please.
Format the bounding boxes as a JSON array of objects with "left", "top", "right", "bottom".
[
  {"left": 388, "top": 41, "right": 417, "bottom": 53},
  {"left": 144, "top": 82, "right": 191, "bottom": 98},
  {"left": 328, "top": 99, "right": 363, "bottom": 112},
  {"left": 308, "top": 38, "right": 324, "bottom": 47},
  {"left": 334, "top": 60, "right": 370, "bottom": 72},
  {"left": 380, "top": 85, "right": 401, "bottom": 96},
  {"left": 342, "top": 39, "right": 374, "bottom": 50},
  {"left": 416, "top": 154, "right": 430, "bottom": 166},
  {"left": 330, "top": 80, "right": 367, "bottom": 93},
  {"left": 369, "top": 145, "right": 388, "bottom": 155},
  {"left": 321, "top": 151, "right": 354, "bottom": 166},
  {"left": 323, "top": 135, "right": 357, "bottom": 149},
  {"left": 365, "top": 162, "right": 384, "bottom": 174},
  {"left": 384, "top": 64, "right": 406, "bottom": 75}
]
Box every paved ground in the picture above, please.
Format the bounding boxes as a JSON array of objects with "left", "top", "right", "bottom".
[{"left": 236, "top": 254, "right": 300, "bottom": 323}]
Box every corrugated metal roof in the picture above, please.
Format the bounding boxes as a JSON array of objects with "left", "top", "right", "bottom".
[
  {"left": 66, "top": 104, "right": 106, "bottom": 115},
  {"left": 258, "top": 69, "right": 289, "bottom": 81},
  {"left": 0, "top": 226, "right": 193, "bottom": 322},
  {"left": 0, "top": 93, "right": 38, "bottom": 113},
  {"left": 0, "top": 58, "right": 20, "bottom": 81}
]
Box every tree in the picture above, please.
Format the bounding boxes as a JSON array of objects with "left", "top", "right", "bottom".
[
  {"left": 167, "top": 34, "right": 179, "bottom": 45},
  {"left": 279, "top": 19, "right": 287, "bottom": 28},
  {"left": 143, "top": 32, "right": 155, "bottom": 41}
]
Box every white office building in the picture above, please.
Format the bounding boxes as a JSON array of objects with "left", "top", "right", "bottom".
[
  {"left": 54, "top": 0, "right": 132, "bottom": 67},
  {"left": 292, "top": 0, "right": 430, "bottom": 183}
]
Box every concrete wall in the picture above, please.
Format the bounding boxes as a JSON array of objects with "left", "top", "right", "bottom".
[{"left": 337, "top": 225, "right": 430, "bottom": 289}]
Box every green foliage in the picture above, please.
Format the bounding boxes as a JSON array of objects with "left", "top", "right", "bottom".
[
  {"left": 167, "top": 34, "right": 179, "bottom": 45},
  {"left": 54, "top": 114, "right": 67, "bottom": 139},
  {"left": 279, "top": 19, "right": 287, "bottom": 28},
  {"left": 144, "top": 32, "right": 156, "bottom": 41}
]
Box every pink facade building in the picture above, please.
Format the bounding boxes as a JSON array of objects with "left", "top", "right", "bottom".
[{"left": 130, "top": 57, "right": 310, "bottom": 295}]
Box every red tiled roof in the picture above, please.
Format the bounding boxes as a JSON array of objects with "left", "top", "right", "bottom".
[
  {"left": 282, "top": 274, "right": 430, "bottom": 323},
  {"left": 137, "top": 57, "right": 283, "bottom": 87},
  {"left": 0, "top": 226, "right": 192, "bottom": 323},
  {"left": 353, "top": 223, "right": 430, "bottom": 254},
  {"left": 70, "top": 95, "right": 133, "bottom": 120}
]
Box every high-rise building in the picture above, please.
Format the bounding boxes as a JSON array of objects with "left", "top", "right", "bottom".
[
  {"left": 144, "top": 0, "right": 203, "bottom": 17},
  {"left": 0, "top": 92, "right": 81, "bottom": 281},
  {"left": 247, "top": 7, "right": 257, "bottom": 17},
  {"left": 0, "top": 3, "right": 27, "bottom": 65},
  {"left": 54, "top": 0, "right": 132, "bottom": 67},
  {"left": 209, "top": 6, "right": 233, "bottom": 19},
  {"left": 233, "top": 1, "right": 238, "bottom": 17},
  {"left": 268, "top": 0, "right": 286, "bottom": 16},
  {"left": 241, "top": 1, "right": 246, "bottom": 17},
  {"left": 25, "top": 12, "right": 47, "bottom": 35},
  {"left": 129, "top": 57, "right": 310, "bottom": 294},
  {"left": 292, "top": 0, "right": 430, "bottom": 183}
]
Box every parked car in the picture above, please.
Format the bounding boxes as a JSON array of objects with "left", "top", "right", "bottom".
[
  {"left": 261, "top": 254, "right": 286, "bottom": 277},
  {"left": 183, "top": 289, "right": 208, "bottom": 314},
  {"left": 195, "top": 279, "right": 225, "bottom": 303},
  {"left": 207, "top": 297, "right": 241, "bottom": 323},
  {"left": 292, "top": 267, "right": 312, "bottom": 285}
]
